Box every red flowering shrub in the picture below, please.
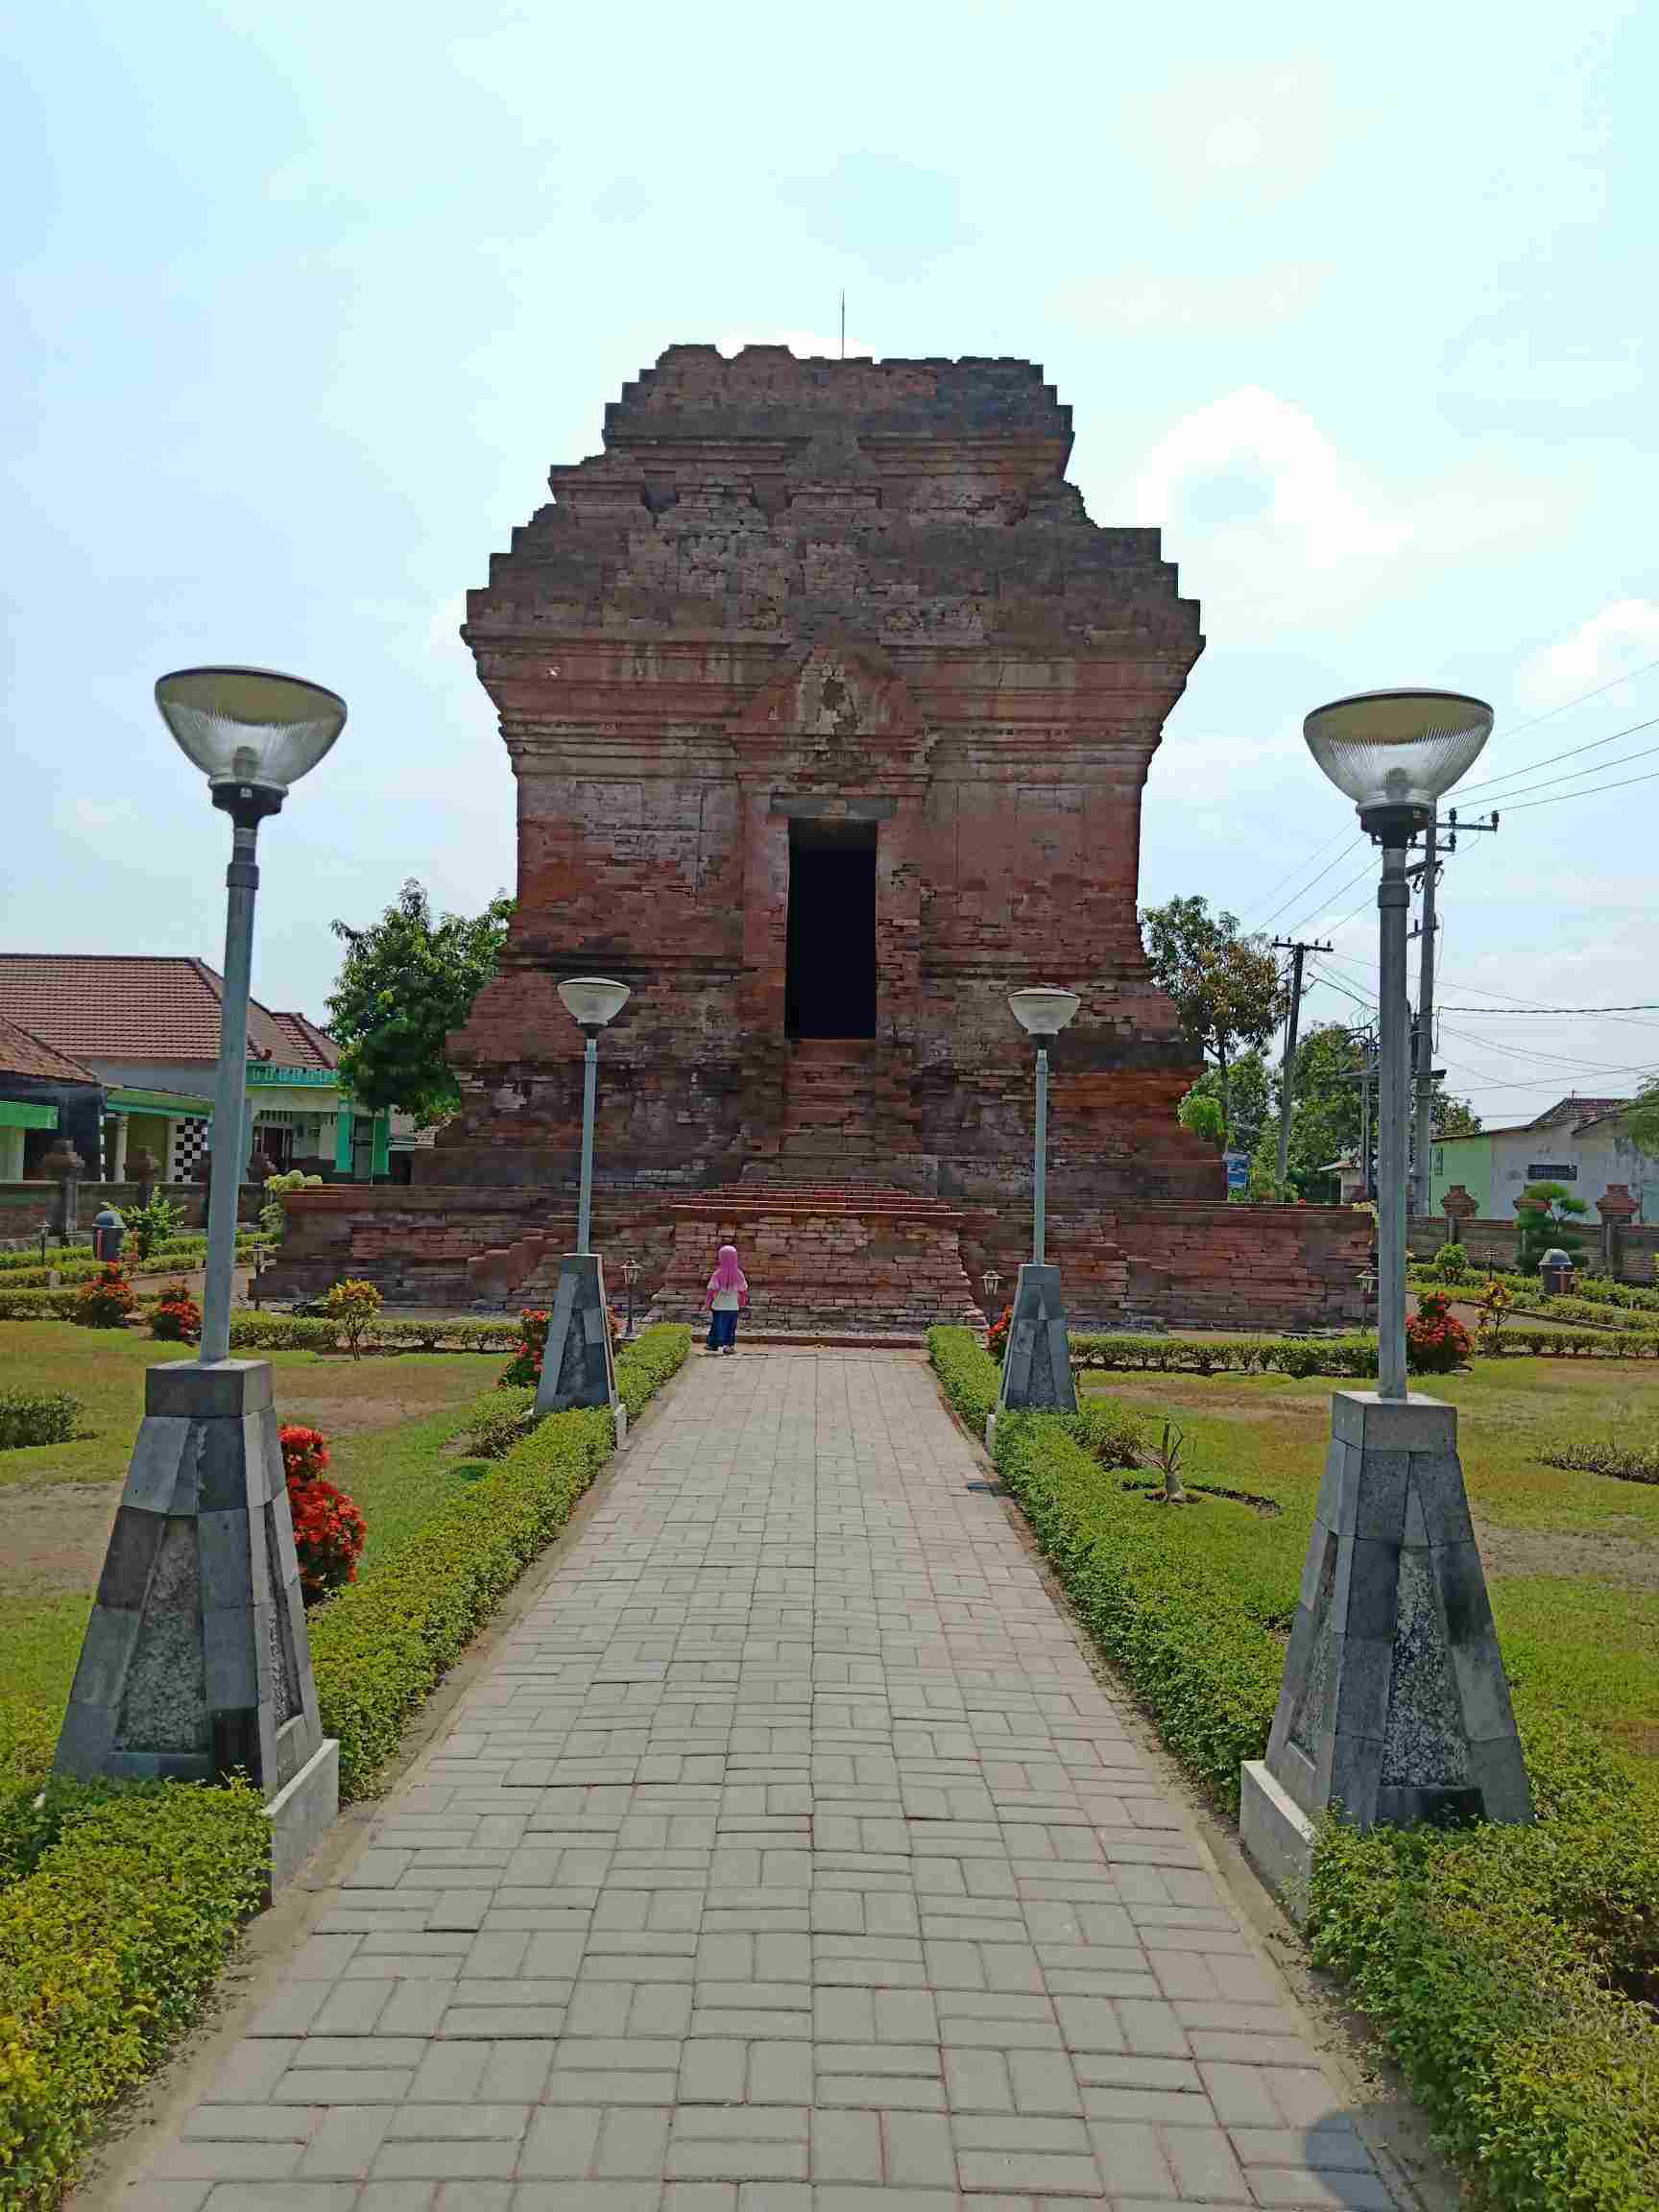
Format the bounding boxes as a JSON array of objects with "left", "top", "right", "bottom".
[
  {"left": 280, "top": 1424, "right": 330, "bottom": 1482},
  {"left": 279, "top": 1423, "right": 365, "bottom": 1602},
  {"left": 73, "top": 1264, "right": 137, "bottom": 1328},
  {"left": 1407, "top": 1290, "right": 1474, "bottom": 1375},
  {"left": 986, "top": 1303, "right": 1013, "bottom": 1358},
  {"left": 497, "top": 1304, "right": 623, "bottom": 1389},
  {"left": 150, "top": 1280, "right": 202, "bottom": 1342}
]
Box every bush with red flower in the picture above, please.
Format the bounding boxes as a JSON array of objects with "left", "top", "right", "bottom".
[
  {"left": 150, "top": 1280, "right": 203, "bottom": 1342},
  {"left": 73, "top": 1263, "right": 138, "bottom": 1328},
  {"left": 498, "top": 1304, "right": 623, "bottom": 1389},
  {"left": 279, "top": 1423, "right": 366, "bottom": 1603},
  {"left": 986, "top": 1304, "right": 1013, "bottom": 1358},
  {"left": 1406, "top": 1289, "right": 1474, "bottom": 1375}
]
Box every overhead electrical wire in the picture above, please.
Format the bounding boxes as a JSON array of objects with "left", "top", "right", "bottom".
[{"left": 1232, "top": 645, "right": 1659, "bottom": 917}]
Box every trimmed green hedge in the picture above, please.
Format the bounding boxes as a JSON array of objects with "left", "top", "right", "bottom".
[
  {"left": 310, "top": 1324, "right": 690, "bottom": 1796},
  {"left": 1310, "top": 1726, "right": 1659, "bottom": 2211},
  {"left": 1071, "top": 1331, "right": 1379, "bottom": 1377},
  {"left": 926, "top": 1326, "right": 1659, "bottom": 2211},
  {"left": 929, "top": 1324, "right": 1000, "bottom": 1437},
  {"left": 0, "top": 1781, "right": 269, "bottom": 2211}
]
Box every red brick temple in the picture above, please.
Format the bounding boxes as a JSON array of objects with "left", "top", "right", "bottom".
[{"left": 274, "top": 348, "right": 1367, "bottom": 1332}]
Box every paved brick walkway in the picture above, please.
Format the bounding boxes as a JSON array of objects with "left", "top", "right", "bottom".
[{"left": 129, "top": 1351, "right": 1396, "bottom": 2211}]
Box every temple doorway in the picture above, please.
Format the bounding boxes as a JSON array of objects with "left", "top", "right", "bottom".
[{"left": 784, "top": 819, "right": 877, "bottom": 1038}]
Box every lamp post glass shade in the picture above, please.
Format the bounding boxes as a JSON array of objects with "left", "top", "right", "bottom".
[
  {"left": 1008, "top": 987, "right": 1082, "bottom": 1038},
  {"left": 558, "top": 976, "right": 632, "bottom": 1029},
  {"left": 156, "top": 666, "right": 347, "bottom": 796},
  {"left": 1303, "top": 690, "right": 1493, "bottom": 820}
]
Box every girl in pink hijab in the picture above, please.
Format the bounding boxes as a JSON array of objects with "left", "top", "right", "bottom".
[{"left": 704, "top": 1242, "right": 749, "bottom": 1355}]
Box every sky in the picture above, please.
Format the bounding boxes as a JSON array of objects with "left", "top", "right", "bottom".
[{"left": 4, "top": 0, "right": 1656, "bottom": 1130}]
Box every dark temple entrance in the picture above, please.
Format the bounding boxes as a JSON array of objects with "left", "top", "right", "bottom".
[{"left": 784, "top": 819, "right": 877, "bottom": 1038}]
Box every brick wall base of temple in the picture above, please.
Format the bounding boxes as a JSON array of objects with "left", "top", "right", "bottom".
[{"left": 263, "top": 1180, "right": 1371, "bottom": 1337}]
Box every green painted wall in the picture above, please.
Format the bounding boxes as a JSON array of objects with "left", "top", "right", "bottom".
[{"left": 1430, "top": 1133, "right": 1492, "bottom": 1217}]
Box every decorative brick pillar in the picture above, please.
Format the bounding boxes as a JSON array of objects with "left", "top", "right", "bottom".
[
  {"left": 1441, "top": 1184, "right": 1479, "bottom": 1248},
  {"left": 1596, "top": 1183, "right": 1639, "bottom": 1276}
]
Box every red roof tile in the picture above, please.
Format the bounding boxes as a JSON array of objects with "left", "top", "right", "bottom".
[
  {"left": 0, "top": 1011, "right": 101, "bottom": 1087},
  {"left": 0, "top": 956, "right": 336, "bottom": 1071}
]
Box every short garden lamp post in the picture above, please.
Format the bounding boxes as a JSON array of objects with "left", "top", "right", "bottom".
[
  {"left": 534, "top": 978, "right": 631, "bottom": 1431},
  {"left": 53, "top": 668, "right": 348, "bottom": 1892},
  {"left": 1240, "top": 688, "right": 1533, "bottom": 1921},
  {"left": 993, "top": 988, "right": 1082, "bottom": 1429},
  {"left": 619, "top": 1256, "right": 641, "bottom": 1340},
  {"left": 981, "top": 1267, "right": 1001, "bottom": 1304}
]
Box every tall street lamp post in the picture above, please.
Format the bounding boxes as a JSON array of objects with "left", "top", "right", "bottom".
[
  {"left": 535, "top": 978, "right": 631, "bottom": 1433},
  {"left": 1240, "top": 690, "right": 1533, "bottom": 1922},
  {"left": 993, "top": 988, "right": 1082, "bottom": 1432},
  {"left": 55, "top": 668, "right": 348, "bottom": 1891}
]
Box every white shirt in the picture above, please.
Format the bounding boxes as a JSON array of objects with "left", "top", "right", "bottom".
[{"left": 711, "top": 1288, "right": 740, "bottom": 1311}]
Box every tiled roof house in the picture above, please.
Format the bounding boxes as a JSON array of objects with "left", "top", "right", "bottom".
[{"left": 0, "top": 955, "right": 396, "bottom": 1186}]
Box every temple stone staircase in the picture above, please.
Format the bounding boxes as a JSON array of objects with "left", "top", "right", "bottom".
[
  {"left": 649, "top": 1184, "right": 984, "bottom": 1340},
  {"left": 769, "top": 1039, "right": 923, "bottom": 1181}
]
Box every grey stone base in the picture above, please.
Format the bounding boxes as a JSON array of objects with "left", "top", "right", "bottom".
[
  {"left": 998, "top": 1262, "right": 1077, "bottom": 1414},
  {"left": 267, "top": 1736, "right": 339, "bottom": 1894},
  {"left": 1262, "top": 1389, "right": 1533, "bottom": 1836},
  {"left": 535, "top": 1252, "right": 620, "bottom": 1415},
  {"left": 57, "top": 1359, "right": 326, "bottom": 1804},
  {"left": 1240, "top": 1758, "right": 1315, "bottom": 1925}
]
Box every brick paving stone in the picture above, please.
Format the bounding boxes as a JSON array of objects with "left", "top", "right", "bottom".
[{"left": 120, "top": 1354, "right": 1399, "bottom": 2210}]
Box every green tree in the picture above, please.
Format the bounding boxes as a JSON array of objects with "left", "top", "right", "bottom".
[
  {"left": 1514, "top": 1179, "right": 1588, "bottom": 1272},
  {"left": 1179, "top": 1049, "right": 1271, "bottom": 1154},
  {"left": 1263, "top": 1022, "right": 1481, "bottom": 1200},
  {"left": 327, "top": 880, "right": 513, "bottom": 1125},
  {"left": 1626, "top": 1074, "right": 1659, "bottom": 1158},
  {"left": 1142, "top": 897, "right": 1287, "bottom": 1145}
]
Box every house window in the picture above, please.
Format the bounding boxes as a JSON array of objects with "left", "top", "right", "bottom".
[{"left": 1527, "top": 1163, "right": 1576, "bottom": 1182}]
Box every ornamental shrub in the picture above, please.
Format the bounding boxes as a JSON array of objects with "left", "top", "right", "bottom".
[
  {"left": 279, "top": 1424, "right": 330, "bottom": 1483},
  {"left": 148, "top": 1281, "right": 201, "bottom": 1343},
  {"left": 985, "top": 1303, "right": 1012, "bottom": 1358},
  {"left": 278, "top": 1425, "right": 365, "bottom": 1603},
  {"left": 1432, "top": 1239, "right": 1469, "bottom": 1284},
  {"left": 319, "top": 1276, "right": 381, "bottom": 1358},
  {"left": 465, "top": 1391, "right": 536, "bottom": 1460},
  {"left": 0, "top": 1389, "right": 80, "bottom": 1451},
  {"left": 71, "top": 1265, "right": 136, "bottom": 1329},
  {"left": 122, "top": 1190, "right": 182, "bottom": 1262},
  {"left": 499, "top": 1308, "right": 548, "bottom": 1387},
  {"left": 1406, "top": 1290, "right": 1473, "bottom": 1375},
  {"left": 1541, "top": 1432, "right": 1659, "bottom": 1485},
  {"left": 497, "top": 1305, "right": 622, "bottom": 1389}
]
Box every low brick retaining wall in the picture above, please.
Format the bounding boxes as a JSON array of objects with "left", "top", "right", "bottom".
[{"left": 264, "top": 1181, "right": 1372, "bottom": 1334}]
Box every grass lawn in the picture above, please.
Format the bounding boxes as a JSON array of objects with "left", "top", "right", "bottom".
[
  {"left": 0, "top": 1319, "right": 505, "bottom": 1791},
  {"left": 1083, "top": 1358, "right": 1659, "bottom": 1785}
]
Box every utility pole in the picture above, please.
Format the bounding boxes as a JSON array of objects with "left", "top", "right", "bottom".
[
  {"left": 1409, "top": 807, "right": 1499, "bottom": 1215},
  {"left": 1271, "top": 935, "right": 1332, "bottom": 1190}
]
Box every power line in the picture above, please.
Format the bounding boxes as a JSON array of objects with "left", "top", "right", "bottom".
[
  {"left": 1253, "top": 839, "right": 1367, "bottom": 932},
  {"left": 1234, "top": 647, "right": 1659, "bottom": 914},
  {"left": 1458, "top": 722, "right": 1659, "bottom": 805},
  {"left": 1437, "top": 1001, "right": 1659, "bottom": 1016},
  {"left": 1239, "top": 824, "right": 1356, "bottom": 926},
  {"left": 1502, "top": 763, "right": 1659, "bottom": 814},
  {"left": 1455, "top": 685, "right": 1659, "bottom": 802}
]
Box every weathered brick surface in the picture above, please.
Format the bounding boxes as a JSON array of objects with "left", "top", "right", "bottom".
[{"left": 264, "top": 349, "right": 1370, "bottom": 1330}]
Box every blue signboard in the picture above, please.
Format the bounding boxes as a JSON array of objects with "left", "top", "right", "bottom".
[{"left": 1224, "top": 1151, "right": 1250, "bottom": 1194}]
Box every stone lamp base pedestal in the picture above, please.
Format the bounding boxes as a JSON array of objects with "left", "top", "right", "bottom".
[
  {"left": 987, "top": 1262, "right": 1077, "bottom": 1448},
  {"left": 1241, "top": 1389, "right": 1532, "bottom": 1922},
  {"left": 54, "top": 1359, "right": 338, "bottom": 1893},
  {"left": 535, "top": 1252, "right": 626, "bottom": 1443}
]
